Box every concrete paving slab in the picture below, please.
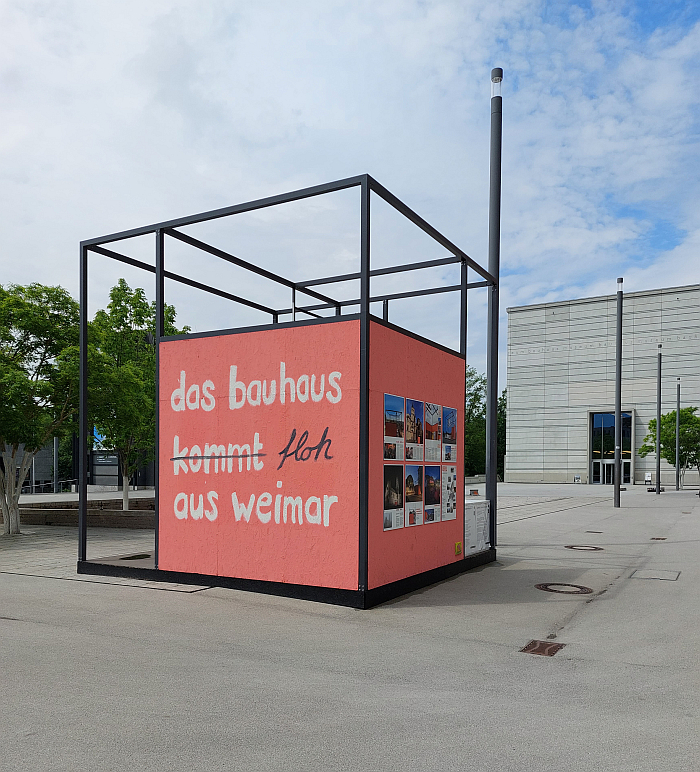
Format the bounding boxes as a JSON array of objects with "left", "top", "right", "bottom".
[{"left": 1, "top": 485, "right": 699, "bottom": 771}]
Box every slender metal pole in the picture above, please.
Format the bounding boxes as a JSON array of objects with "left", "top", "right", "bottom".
[
  {"left": 78, "top": 245, "right": 89, "bottom": 562},
  {"left": 656, "top": 344, "right": 662, "bottom": 494},
  {"left": 614, "top": 278, "right": 623, "bottom": 507},
  {"left": 382, "top": 299, "right": 388, "bottom": 321},
  {"left": 676, "top": 378, "right": 680, "bottom": 490},
  {"left": 155, "top": 229, "right": 164, "bottom": 569},
  {"left": 459, "top": 261, "right": 467, "bottom": 357},
  {"left": 358, "top": 177, "right": 371, "bottom": 596},
  {"left": 486, "top": 67, "right": 503, "bottom": 548}
]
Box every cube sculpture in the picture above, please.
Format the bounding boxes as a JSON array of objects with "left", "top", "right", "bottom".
[
  {"left": 159, "top": 315, "right": 490, "bottom": 607},
  {"left": 77, "top": 176, "right": 497, "bottom": 607}
]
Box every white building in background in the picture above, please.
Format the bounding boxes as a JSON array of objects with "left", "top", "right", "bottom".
[{"left": 505, "top": 284, "right": 700, "bottom": 486}]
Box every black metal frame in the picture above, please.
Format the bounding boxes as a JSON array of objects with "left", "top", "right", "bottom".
[{"left": 78, "top": 174, "right": 497, "bottom": 604}]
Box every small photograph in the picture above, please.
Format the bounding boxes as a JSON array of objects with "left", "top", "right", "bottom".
[
  {"left": 405, "top": 399, "right": 424, "bottom": 445},
  {"left": 442, "top": 406, "right": 457, "bottom": 462},
  {"left": 405, "top": 465, "right": 423, "bottom": 502},
  {"left": 383, "top": 511, "right": 393, "bottom": 529},
  {"left": 405, "top": 445, "right": 413, "bottom": 460},
  {"left": 383, "top": 465, "right": 404, "bottom": 511},
  {"left": 425, "top": 402, "right": 442, "bottom": 462},
  {"left": 424, "top": 465, "right": 441, "bottom": 505},
  {"left": 424, "top": 507, "right": 436, "bottom": 523},
  {"left": 442, "top": 406, "right": 457, "bottom": 444},
  {"left": 384, "top": 394, "right": 404, "bottom": 439},
  {"left": 425, "top": 402, "right": 441, "bottom": 440},
  {"left": 407, "top": 506, "right": 420, "bottom": 526},
  {"left": 384, "top": 394, "right": 405, "bottom": 461}
]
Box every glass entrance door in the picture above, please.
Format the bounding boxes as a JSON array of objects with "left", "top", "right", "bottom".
[{"left": 591, "top": 412, "right": 632, "bottom": 484}]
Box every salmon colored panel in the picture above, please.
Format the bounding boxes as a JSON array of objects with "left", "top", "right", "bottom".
[
  {"left": 368, "top": 321, "right": 465, "bottom": 589},
  {"left": 158, "top": 320, "right": 360, "bottom": 590}
]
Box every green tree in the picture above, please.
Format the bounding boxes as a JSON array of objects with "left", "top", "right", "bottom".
[
  {"left": 0, "top": 284, "right": 79, "bottom": 534},
  {"left": 90, "top": 279, "right": 187, "bottom": 510},
  {"left": 463, "top": 367, "right": 507, "bottom": 479},
  {"left": 498, "top": 388, "right": 507, "bottom": 479},
  {"left": 638, "top": 408, "right": 700, "bottom": 487},
  {"left": 464, "top": 366, "right": 486, "bottom": 476}
]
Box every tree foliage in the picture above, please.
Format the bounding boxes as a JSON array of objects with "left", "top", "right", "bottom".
[
  {"left": 90, "top": 279, "right": 187, "bottom": 510},
  {"left": 638, "top": 407, "right": 700, "bottom": 486},
  {"left": 0, "top": 284, "right": 79, "bottom": 534},
  {"left": 463, "top": 365, "right": 506, "bottom": 478}
]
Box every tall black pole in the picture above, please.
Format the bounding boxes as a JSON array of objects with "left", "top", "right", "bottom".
[
  {"left": 656, "top": 344, "right": 662, "bottom": 495},
  {"left": 614, "top": 278, "right": 623, "bottom": 507},
  {"left": 154, "top": 229, "right": 164, "bottom": 569},
  {"left": 486, "top": 67, "right": 503, "bottom": 548},
  {"left": 78, "top": 245, "right": 88, "bottom": 562},
  {"left": 676, "top": 378, "right": 680, "bottom": 490}
]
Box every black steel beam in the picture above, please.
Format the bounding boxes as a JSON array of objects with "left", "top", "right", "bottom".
[
  {"left": 164, "top": 228, "right": 340, "bottom": 308},
  {"left": 81, "top": 175, "right": 366, "bottom": 247},
  {"left": 297, "top": 255, "right": 463, "bottom": 288},
  {"left": 154, "top": 230, "right": 164, "bottom": 569},
  {"left": 460, "top": 261, "right": 467, "bottom": 357},
  {"left": 278, "top": 281, "right": 485, "bottom": 316},
  {"left": 357, "top": 176, "right": 370, "bottom": 594},
  {"left": 87, "top": 244, "right": 277, "bottom": 317},
  {"left": 88, "top": 244, "right": 156, "bottom": 273},
  {"left": 367, "top": 176, "right": 496, "bottom": 284},
  {"left": 78, "top": 245, "right": 88, "bottom": 563}
]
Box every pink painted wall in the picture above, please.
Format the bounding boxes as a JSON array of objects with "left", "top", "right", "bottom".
[
  {"left": 368, "top": 321, "right": 465, "bottom": 590},
  {"left": 158, "top": 320, "right": 360, "bottom": 590}
]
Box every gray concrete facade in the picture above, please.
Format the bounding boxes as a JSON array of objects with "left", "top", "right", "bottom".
[{"left": 505, "top": 284, "right": 700, "bottom": 485}]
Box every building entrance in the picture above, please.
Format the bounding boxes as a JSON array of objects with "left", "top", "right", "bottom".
[
  {"left": 590, "top": 412, "right": 632, "bottom": 484},
  {"left": 592, "top": 460, "right": 631, "bottom": 485}
]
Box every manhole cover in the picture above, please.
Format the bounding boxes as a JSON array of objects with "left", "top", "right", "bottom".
[
  {"left": 119, "top": 553, "right": 152, "bottom": 561},
  {"left": 565, "top": 545, "right": 603, "bottom": 551},
  {"left": 535, "top": 583, "right": 594, "bottom": 595},
  {"left": 520, "top": 640, "right": 566, "bottom": 656}
]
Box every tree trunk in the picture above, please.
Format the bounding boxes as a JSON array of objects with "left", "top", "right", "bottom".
[
  {"left": 121, "top": 458, "right": 130, "bottom": 512},
  {"left": 1, "top": 444, "right": 34, "bottom": 535}
]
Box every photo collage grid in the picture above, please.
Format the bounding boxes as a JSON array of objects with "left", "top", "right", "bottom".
[{"left": 383, "top": 394, "right": 459, "bottom": 531}]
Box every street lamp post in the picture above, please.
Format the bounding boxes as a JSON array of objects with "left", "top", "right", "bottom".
[
  {"left": 614, "top": 278, "right": 623, "bottom": 507},
  {"left": 676, "top": 377, "right": 680, "bottom": 490},
  {"left": 656, "top": 344, "right": 662, "bottom": 494},
  {"left": 486, "top": 67, "right": 503, "bottom": 548}
]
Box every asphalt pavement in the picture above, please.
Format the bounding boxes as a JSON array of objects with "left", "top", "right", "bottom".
[{"left": 1, "top": 483, "right": 698, "bottom": 772}]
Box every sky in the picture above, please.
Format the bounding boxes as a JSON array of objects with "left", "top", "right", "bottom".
[{"left": 1, "top": 0, "right": 699, "bottom": 375}]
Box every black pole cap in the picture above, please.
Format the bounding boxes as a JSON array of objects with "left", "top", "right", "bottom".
[{"left": 491, "top": 67, "right": 503, "bottom": 82}]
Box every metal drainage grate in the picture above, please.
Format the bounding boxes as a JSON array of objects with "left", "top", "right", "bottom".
[
  {"left": 565, "top": 545, "right": 603, "bottom": 551},
  {"left": 520, "top": 640, "right": 566, "bottom": 657},
  {"left": 631, "top": 569, "right": 680, "bottom": 581},
  {"left": 535, "top": 583, "right": 594, "bottom": 595},
  {"left": 650, "top": 537, "right": 667, "bottom": 540},
  {"left": 119, "top": 553, "right": 152, "bottom": 561}
]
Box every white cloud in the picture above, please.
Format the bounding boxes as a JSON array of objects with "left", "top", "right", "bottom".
[{"left": 0, "top": 0, "right": 698, "bottom": 376}]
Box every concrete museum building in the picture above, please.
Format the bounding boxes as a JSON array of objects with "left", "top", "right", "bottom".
[{"left": 505, "top": 284, "right": 700, "bottom": 486}]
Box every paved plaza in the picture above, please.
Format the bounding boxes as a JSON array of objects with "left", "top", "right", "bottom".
[{"left": 2, "top": 483, "right": 699, "bottom": 771}]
